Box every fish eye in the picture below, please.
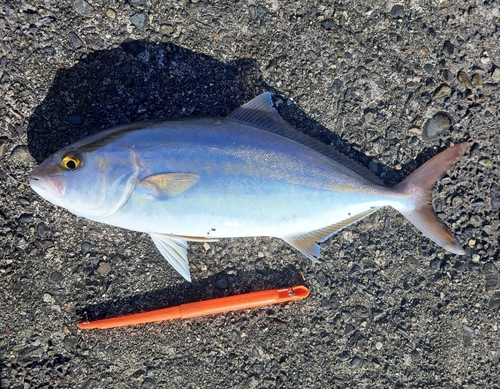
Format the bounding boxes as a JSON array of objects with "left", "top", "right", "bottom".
[{"left": 61, "top": 153, "right": 82, "bottom": 170}]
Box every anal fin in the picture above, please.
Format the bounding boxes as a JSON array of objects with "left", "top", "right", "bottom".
[
  {"left": 282, "top": 207, "right": 379, "bottom": 261},
  {"left": 172, "top": 235, "right": 219, "bottom": 242}
]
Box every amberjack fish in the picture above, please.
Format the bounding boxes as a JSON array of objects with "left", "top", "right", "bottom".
[{"left": 30, "top": 93, "right": 471, "bottom": 281}]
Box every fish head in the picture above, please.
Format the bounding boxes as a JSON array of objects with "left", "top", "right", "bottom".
[{"left": 30, "top": 142, "right": 139, "bottom": 219}]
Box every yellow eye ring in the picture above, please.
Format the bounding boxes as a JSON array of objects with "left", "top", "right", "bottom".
[{"left": 62, "top": 154, "right": 82, "bottom": 170}]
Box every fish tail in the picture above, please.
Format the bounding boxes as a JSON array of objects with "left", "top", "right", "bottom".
[{"left": 393, "top": 142, "right": 472, "bottom": 255}]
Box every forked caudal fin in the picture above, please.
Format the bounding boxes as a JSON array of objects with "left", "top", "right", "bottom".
[{"left": 393, "top": 142, "right": 472, "bottom": 255}]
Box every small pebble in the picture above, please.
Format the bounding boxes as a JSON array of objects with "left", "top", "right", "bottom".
[
  {"left": 18, "top": 197, "right": 30, "bottom": 206},
  {"left": 484, "top": 262, "right": 499, "bottom": 291},
  {"left": 316, "top": 271, "right": 328, "bottom": 286},
  {"left": 17, "top": 237, "right": 27, "bottom": 249},
  {"left": 39, "top": 240, "right": 53, "bottom": 248},
  {"left": 480, "top": 53, "right": 490, "bottom": 64},
  {"left": 19, "top": 213, "right": 33, "bottom": 223},
  {"left": 468, "top": 238, "right": 476, "bottom": 246},
  {"left": 440, "top": 69, "right": 452, "bottom": 82},
  {"left": 409, "top": 127, "right": 422, "bottom": 135},
  {"left": 491, "top": 184, "right": 500, "bottom": 211},
  {"left": 10, "top": 145, "right": 35, "bottom": 163},
  {"left": 350, "top": 356, "right": 363, "bottom": 368},
  {"left": 443, "top": 40, "right": 455, "bottom": 55},
  {"left": 457, "top": 71, "right": 473, "bottom": 89},
  {"left": 479, "top": 158, "right": 493, "bottom": 167},
  {"left": 375, "top": 342, "right": 382, "bottom": 350},
  {"left": 81, "top": 242, "right": 91, "bottom": 253},
  {"left": 203, "top": 242, "right": 210, "bottom": 251},
  {"left": 142, "top": 377, "right": 155, "bottom": 389},
  {"left": 0, "top": 138, "right": 7, "bottom": 159},
  {"left": 257, "top": 251, "right": 264, "bottom": 258},
  {"left": 472, "top": 74, "right": 483, "bottom": 87},
  {"left": 491, "top": 67, "right": 500, "bottom": 81},
  {"left": 489, "top": 291, "right": 500, "bottom": 310},
  {"left": 328, "top": 79, "right": 343, "bottom": 94},
  {"left": 37, "top": 223, "right": 46, "bottom": 238},
  {"left": 423, "top": 63, "right": 434, "bottom": 73},
  {"left": 97, "top": 262, "right": 111, "bottom": 275},
  {"left": 338, "top": 351, "right": 350, "bottom": 362},
  {"left": 160, "top": 24, "right": 174, "bottom": 35},
  {"left": 105, "top": 9, "right": 116, "bottom": 20},
  {"left": 50, "top": 271, "right": 64, "bottom": 282},
  {"left": 73, "top": 0, "right": 94, "bottom": 16},
  {"left": 130, "top": 13, "right": 147, "bottom": 29},
  {"left": 320, "top": 19, "right": 336, "bottom": 30},
  {"left": 434, "top": 85, "right": 451, "bottom": 97},
  {"left": 422, "top": 112, "right": 451, "bottom": 139},
  {"left": 43, "top": 293, "right": 55, "bottom": 304},
  {"left": 389, "top": 4, "right": 404, "bottom": 17},
  {"left": 68, "top": 32, "right": 82, "bottom": 48}
]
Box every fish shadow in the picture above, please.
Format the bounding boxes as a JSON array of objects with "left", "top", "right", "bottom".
[
  {"left": 26, "top": 39, "right": 417, "bottom": 185},
  {"left": 27, "top": 40, "right": 263, "bottom": 162},
  {"left": 75, "top": 265, "right": 305, "bottom": 321}
]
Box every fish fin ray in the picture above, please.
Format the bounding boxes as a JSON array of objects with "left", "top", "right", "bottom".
[
  {"left": 227, "top": 92, "right": 384, "bottom": 185},
  {"left": 171, "top": 235, "right": 219, "bottom": 242},
  {"left": 282, "top": 207, "right": 379, "bottom": 261},
  {"left": 150, "top": 233, "right": 191, "bottom": 281},
  {"left": 282, "top": 235, "right": 321, "bottom": 263},
  {"left": 393, "top": 142, "right": 472, "bottom": 255},
  {"left": 139, "top": 173, "right": 199, "bottom": 197},
  {"left": 315, "top": 207, "right": 380, "bottom": 242}
]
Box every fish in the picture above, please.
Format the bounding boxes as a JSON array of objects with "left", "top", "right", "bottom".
[{"left": 30, "top": 92, "right": 471, "bottom": 281}]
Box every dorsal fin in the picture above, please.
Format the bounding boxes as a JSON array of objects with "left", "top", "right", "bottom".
[
  {"left": 281, "top": 207, "right": 379, "bottom": 261},
  {"left": 227, "top": 92, "right": 384, "bottom": 185}
]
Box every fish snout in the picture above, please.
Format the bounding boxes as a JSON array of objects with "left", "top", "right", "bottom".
[{"left": 30, "top": 172, "right": 67, "bottom": 198}]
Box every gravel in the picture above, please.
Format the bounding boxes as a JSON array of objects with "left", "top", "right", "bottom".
[
  {"left": 422, "top": 112, "right": 452, "bottom": 139},
  {"left": 1, "top": 0, "right": 499, "bottom": 388}
]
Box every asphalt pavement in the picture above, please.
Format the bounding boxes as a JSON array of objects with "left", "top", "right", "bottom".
[{"left": 1, "top": 0, "right": 499, "bottom": 387}]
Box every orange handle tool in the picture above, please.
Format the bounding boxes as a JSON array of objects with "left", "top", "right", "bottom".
[{"left": 77, "top": 285, "right": 310, "bottom": 329}]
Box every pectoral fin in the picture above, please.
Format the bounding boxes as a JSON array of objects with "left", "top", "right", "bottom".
[
  {"left": 282, "top": 208, "right": 379, "bottom": 262},
  {"left": 139, "top": 173, "right": 199, "bottom": 197},
  {"left": 150, "top": 233, "right": 191, "bottom": 281}
]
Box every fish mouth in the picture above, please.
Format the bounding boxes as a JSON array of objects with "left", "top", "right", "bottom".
[{"left": 30, "top": 174, "right": 66, "bottom": 198}]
